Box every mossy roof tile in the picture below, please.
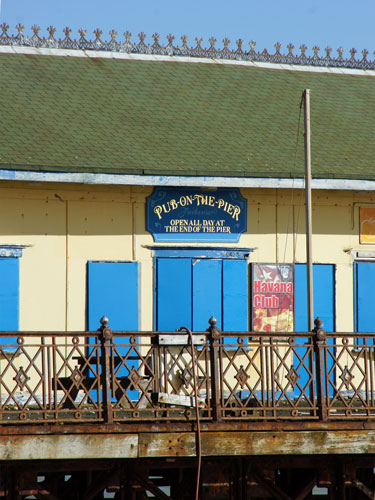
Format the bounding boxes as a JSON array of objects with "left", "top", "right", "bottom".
[{"left": 0, "top": 52, "right": 374, "bottom": 180}]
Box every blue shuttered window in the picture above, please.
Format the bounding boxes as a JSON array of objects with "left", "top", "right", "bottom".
[
  {"left": 295, "top": 264, "right": 335, "bottom": 332},
  {"left": 87, "top": 261, "right": 138, "bottom": 332},
  {"left": 155, "top": 257, "right": 248, "bottom": 334},
  {"left": 223, "top": 260, "right": 248, "bottom": 332},
  {"left": 87, "top": 261, "right": 139, "bottom": 400},
  {"left": 294, "top": 263, "right": 336, "bottom": 397},
  {"left": 0, "top": 258, "right": 19, "bottom": 346},
  {"left": 355, "top": 262, "right": 375, "bottom": 335},
  {"left": 156, "top": 258, "right": 192, "bottom": 331},
  {"left": 193, "top": 259, "right": 222, "bottom": 331}
]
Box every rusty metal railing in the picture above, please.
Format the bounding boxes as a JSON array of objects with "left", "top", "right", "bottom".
[{"left": 1, "top": 317, "right": 375, "bottom": 424}]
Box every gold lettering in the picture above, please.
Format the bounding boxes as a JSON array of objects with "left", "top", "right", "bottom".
[
  {"left": 154, "top": 205, "right": 163, "bottom": 220},
  {"left": 232, "top": 206, "right": 241, "bottom": 221},
  {"left": 162, "top": 202, "right": 171, "bottom": 214},
  {"left": 195, "top": 195, "right": 208, "bottom": 206},
  {"left": 170, "top": 199, "right": 178, "bottom": 210}
]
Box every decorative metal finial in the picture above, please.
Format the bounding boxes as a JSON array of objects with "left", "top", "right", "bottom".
[
  {"left": 208, "top": 316, "right": 217, "bottom": 327},
  {"left": 100, "top": 316, "right": 109, "bottom": 327},
  {"left": 313, "top": 317, "right": 326, "bottom": 342},
  {"left": 0, "top": 25, "right": 373, "bottom": 71},
  {"left": 314, "top": 317, "right": 322, "bottom": 329}
]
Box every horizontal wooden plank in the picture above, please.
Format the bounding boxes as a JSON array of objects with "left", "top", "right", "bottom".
[
  {"left": 2, "top": 419, "right": 375, "bottom": 436},
  {"left": 3, "top": 430, "right": 375, "bottom": 461},
  {"left": 201, "top": 430, "right": 375, "bottom": 456},
  {"left": 157, "top": 392, "right": 205, "bottom": 407},
  {"left": 0, "top": 434, "right": 138, "bottom": 460},
  {"left": 158, "top": 334, "right": 206, "bottom": 345},
  {"left": 139, "top": 432, "right": 196, "bottom": 458}
]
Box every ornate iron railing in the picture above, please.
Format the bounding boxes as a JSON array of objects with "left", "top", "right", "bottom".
[
  {"left": 1, "top": 317, "right": 375, "bottom": 424},
  {"left": 1, "top": 23, "right": 374, "bottom": 70}
]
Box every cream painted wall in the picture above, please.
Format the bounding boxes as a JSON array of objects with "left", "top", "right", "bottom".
[
  {"left": 1, "top": 181, "right": 375, "bottom": 333},
  {"left": 0, "top": 195, "right": 66, "bottom": 331}
]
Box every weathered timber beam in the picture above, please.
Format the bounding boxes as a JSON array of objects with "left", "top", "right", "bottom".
[
  {"left": 3, "top": 430, "right": 375, "bottom": 460},
  {"left": 293, "top": 476, "right": 316, "bottom": 500},
  {"left": 139, "top": 433, "right": 196, "bottom": 458},
  {"left": 58, "top": 471, "right": 94, "bottom": 500},
  {"left": 170, "top": 473, "right": 195, "bottom": 499},
  {"left": 0, "top": 434, "right": 138, "bottom": 460},
  {"left": 352, "top": 478, "right": 375, "bottom": 499},
  {"left": 81, "top": 469, "right": 120, "bottom": 500},
  {"left": 36, "top": 492, "right": 60, "bottom": 500},
  {"left": 132, "top": 475, "right": 171, "bottom": 500},
  {"left": 199, "top": 431, "right": 375, "bottom": 457},
  {"left": 3, "top": 419, "right": 375, "bottom": 437},
  {"left": 252, "top": 467, "right": 292, "bottom": 500},
  {"left": 156, "top": 392, "right": 205, "bottom": 407},
  {"left": 35, "top": 474, "right": 64, "bottom": 500}
]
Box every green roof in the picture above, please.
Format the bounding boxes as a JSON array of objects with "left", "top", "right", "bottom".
[{"left": 0, "top": 50, "right": 374, "bottom": 180}]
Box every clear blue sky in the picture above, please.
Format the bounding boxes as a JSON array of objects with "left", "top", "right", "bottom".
[{"left": 1, "top": 0, "right": 374, "bottom": 56}]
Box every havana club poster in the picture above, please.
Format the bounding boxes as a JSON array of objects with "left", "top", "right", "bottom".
[{"left": 252, "top": 264, "right": 294, "bottom": 332}]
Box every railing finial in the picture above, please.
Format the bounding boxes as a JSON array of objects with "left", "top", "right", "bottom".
[
  {"left": 314, "top": 317, "right": 322, "bottom": 330},
  {"left": 100, "top": 315, "right": 109, "bottom": 327},
  {"left": 208, "top": 316, "right": 217, "bottom": 328},
  {"left": 207, "top": 316, "right": 220, "bottom": 341},
  {"left": 313, "top": 317, "right": 326, "bottom": 341}
]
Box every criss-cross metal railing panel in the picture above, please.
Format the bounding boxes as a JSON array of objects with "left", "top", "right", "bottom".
[
  {"left": 0, "top": 332, "right": 103, "bottom": 424},
  {"left": 109, "top": 333, "right": 212, "bottom": 423},
  {"left": 215, "top": 334, "right": 318, "bottom": 420},
  {"left": 2, "top": 325, "right": 375, "bottom": 425},
  {"left": 324, "top": 334, "right": 375, "bottom": 419}
]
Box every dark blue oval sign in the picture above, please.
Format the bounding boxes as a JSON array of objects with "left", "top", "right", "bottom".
[{"left": 146, "top": 187, "right": 247, "bottom": 242}]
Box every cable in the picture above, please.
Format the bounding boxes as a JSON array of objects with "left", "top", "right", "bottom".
[
  {"left": 279, "top": 93, "right": 305, "bottom": 332},
  {"left": 283, "top": 92, "right": 304, "bottom": 265},
  {"left": 177, "top": 326, "right": 201, "bottom": 500}
]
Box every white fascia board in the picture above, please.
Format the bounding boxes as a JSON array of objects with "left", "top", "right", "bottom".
[
  {"left": 1, "top": 45, "right": 375, "bottom": 77},
  {"left": 1, "top": 169, "right": 375, "bottom": 191}
]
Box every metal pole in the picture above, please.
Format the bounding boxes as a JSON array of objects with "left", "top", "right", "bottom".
[{"left": 304, "top": 89, "right": 314, "bottom": 331}]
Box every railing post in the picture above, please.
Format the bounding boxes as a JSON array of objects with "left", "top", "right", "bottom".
[
  {"left": 313, "top": 317, "right": 327, "bottom": 421},
  {"left": 99, "top": 316, "right": 114, "bottom": 424},
  {"left": 207, "top": 316, "right": 222, "bottom": 422}
]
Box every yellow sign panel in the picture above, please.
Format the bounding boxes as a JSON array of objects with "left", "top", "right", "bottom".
[{"left": 360, "top": 208, "right": 375, "bottom": 244}]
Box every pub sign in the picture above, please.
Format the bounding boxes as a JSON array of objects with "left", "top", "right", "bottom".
[{"left": 146, "top": 187, "right": 247, "bottom": 242}]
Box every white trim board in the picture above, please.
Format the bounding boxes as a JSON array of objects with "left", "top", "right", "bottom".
[
  {"left": 1, "top": 168, "right": 375, "bottom": 191},
  {"left": 1, "top": 44, "right": 374, "bottom": 77}
]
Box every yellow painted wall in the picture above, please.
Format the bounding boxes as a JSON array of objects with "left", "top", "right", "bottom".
[{"left": 0, "top": 181, "right": 374, "bottom": 333}]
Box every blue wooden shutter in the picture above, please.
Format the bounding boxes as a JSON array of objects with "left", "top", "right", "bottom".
[
  {"left": 156, "top": 258, "right": 192, "bottom": 331},
  {"left": 295, "top": 263, "right": 335, "bottom": 397},
  {"left": 0, "top": 258, "right": 19, "bottom": 345},
  {"left": 355, "top": 262, "right": 375, "bottom": 333},
  {"left": 295, "top": 264, "right": 335, "bottom": 332},
  {"left": 87, "top": 261, "right": 139, "bottom": 401},
  {"left": 192, "top": 259, "right": 222, "bottom": 331},
  {"left": 222, "top": 260, "right": 248, "bottom": 332},
  {"left": 87, "top": 261, "right": 138, "bottom": 332},
  {"left": 155, "top": 256, "right": 249, "bottom": 335}
]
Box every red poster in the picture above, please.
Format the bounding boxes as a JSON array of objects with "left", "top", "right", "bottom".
[{"left": 252, "top": 264, "right": 294, "bottom": 332}]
